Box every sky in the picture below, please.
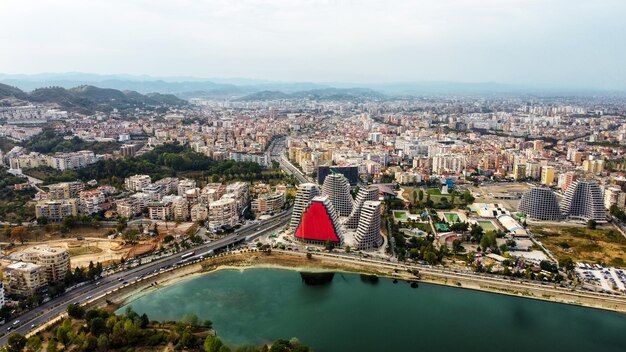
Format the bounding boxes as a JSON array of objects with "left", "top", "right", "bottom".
[{"left": 1, "top": 0, "right": 625, "bottom": 89}]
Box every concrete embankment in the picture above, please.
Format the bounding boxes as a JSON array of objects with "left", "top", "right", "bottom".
[{"left": 88, "top": 250, "right": 626, "bottom": 314}]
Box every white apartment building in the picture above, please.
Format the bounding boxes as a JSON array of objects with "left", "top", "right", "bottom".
[
  {"left": 48, "top": 150, "right": 96, "bottom": 171},
  {"left": 354, "top": 200, "right": 382, "bottom": 250},
  {"left": 290, "top": 183, "right": 320, "bottom": 230},
  {"left": 209, "top": 198, "right": 237, "bottom": 231},
  {"left": 321, "top": 173, "right": 353, "bottom": 217},
  {"left": 124, "top": 174, "right": 152, "bottom": 191}
]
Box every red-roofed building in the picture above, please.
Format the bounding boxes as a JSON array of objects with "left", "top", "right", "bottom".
[{"left": 294, "top": 196, "right": 343, "bottom": 245}]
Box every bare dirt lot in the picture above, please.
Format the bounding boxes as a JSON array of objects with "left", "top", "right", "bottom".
[
  {"left": 466, "top": 182, "right": 531, "bottom": 211},
  {"left": 531, "top": 223, "right": 626, "bottom": 267},
  {"left": 8, "top": 237, "right": 130, "bottom": 268}
]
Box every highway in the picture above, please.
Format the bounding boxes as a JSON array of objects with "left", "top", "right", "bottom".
[
  {"left": 0, "top": 137, "right": 300, "bottom": 345},
  {"left": 269, "top": 136, "right": 313, "bottom": 185},
  {"left": 0, "top": 210, "right": 291, "bottom": 345}
]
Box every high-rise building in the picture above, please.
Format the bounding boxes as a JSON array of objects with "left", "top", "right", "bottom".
[
  {"left": 294, "top": 195, "right": 343, "bottom": 246},
  {"left": 354, "top": 200, "right": 382, "bottom": 250},
  {"left": 559, "top": 171, "right": 577, "bottom": 193},
  {"left": 525, "top": 161, "right": 541, "bottom": 180},
  {"left": 345, "top": 186, "right": 379, "bottom": 229},
  {"left": 541, "top": 166, "right": 555, "bottom": 186},
  {"left": 512, "top": 163, "right": 526, "bottom": 181},
  {"left": 290, "top": 183, "right": 320, "bottom": 230},
  {"left": 561, "top": 180, "right": 606, "bottom": 222},
  {"left": 317, "top": 165, "right": 359, "bottom": 185},
  {"left": 322, "top": 173, "right": 353, "bottom": 217},
  {"left": 583, "top": 159, "right": 605, "bottom": 174},
  {"left": 209, "top": 197, "right": 237, "bottom": 230},
  {"left": 518, "top": 187, "right": 563, "bottom": 221}
]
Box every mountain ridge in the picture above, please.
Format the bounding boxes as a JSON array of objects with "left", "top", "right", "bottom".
[{"left": 0, "top": 83, "right": 188, "bottom": 114}]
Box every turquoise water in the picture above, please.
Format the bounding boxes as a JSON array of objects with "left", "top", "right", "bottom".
[{"left": 119, "top": 268, "right": 626, "bottom": 352}]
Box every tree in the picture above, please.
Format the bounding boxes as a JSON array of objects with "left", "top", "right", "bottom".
[
  {"left": 204, "top": 335, "right": 225, "bottom": 352},
  {"left": 424, "top": 251, "right": 437, "bottom": 264},
  {"left": 182, "top": 313, "right": 200, "bottom": 326},
  {"left": 26, "top": 335, "right": 43, "bottom": 352},
  {"left": 452, "top": 239, "right": 463, "bottom": 254},
  {"left": 306, "top": 252, "right": 312, "bottom": 260},
  {"left": 97, "top": 335, "right": 109, "bottom": 351},
  {"left": 140, "top": 313, "right": 150, "bottom": 328},
  {"left": 6, "top": 333, "right": 27, "bottom": 352},
  {"left": 480, "top": 231, "right": 497, "bottom": 251},
  {"left": 10, "top": 226, "right": 28, "bottom": 244},
  {"left": 46, "top": 339, "right": 59, "bottom": 352},
  {"left": 558, "top": 257, "right": 575, "bottom": 271},
  {"left": 67, "top": 303, "right": 85, "bottom": 319},
  {"left": 89, "top": 317, "right": 107, "bottom": 335},
  {"left": 586, "top": 219, "right": 597, "bottom": 230},
  {"left": 418, "top": 189, "right": 424, "bottom": 202}
]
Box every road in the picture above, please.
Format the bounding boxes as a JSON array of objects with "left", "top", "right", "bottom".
[
  {"left": 0, "top": 136, "right": 304, "bottom": 344},
  {"left": 268, "top": 137, "right": 313, "bottom": 185},
  {"left": 0, "top": 211, "right": 292, "bottom": 345}
]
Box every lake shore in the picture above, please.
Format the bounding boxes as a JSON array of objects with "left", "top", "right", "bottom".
[{"left": 95, "top": 249, "right": 626, "bottom": 314}]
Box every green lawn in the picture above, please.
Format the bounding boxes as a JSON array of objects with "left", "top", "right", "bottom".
[
  {"left": 476, "top": 220, "right": 497, "bottom": 232},
  {"left": 393, "top": 211, "right": 409, "bottom": 220},
  {"left": 443, "top": 212, "right": 460, "bottom": 223},
  {"left": 427, "top": 188, "right": 442, "bottom": 195}
]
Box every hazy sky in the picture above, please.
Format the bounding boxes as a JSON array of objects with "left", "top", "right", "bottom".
[{"left": 1, "top": 0, "right": 625, "bottom": 88}]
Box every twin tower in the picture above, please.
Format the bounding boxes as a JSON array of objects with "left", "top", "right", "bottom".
[{"left": 290, "top": 174, "right": 383, "bottom": 250}]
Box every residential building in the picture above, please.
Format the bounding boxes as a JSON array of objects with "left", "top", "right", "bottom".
[
  {"left": 541, "top": 166, "right": 555, "bottom": 186},
  {"left": 35, "top": 199, "right": 78, "bottom": 222},
  {"left": 209, "top": 198, "right": 237, "bottom": 231},
  {"left": 518, "top": 187, "right": 563, "bottom": 221},
  {"left": 345, "top": 186, "right": 379, "bottom": 229},
  {"left": 190, "top": 204, "right": 209, "bottom": 222},
  {"left": 251, "top": 192, "right": 285, "bottom": 216},
  {"left": 321, "top": 173, "right": 354, "bottom": 217},
  {"left": 604, "top": 186, "right": 626, "bottom": 210},
  {"left": 48, "top": 150, "right": 96, "bottom": 171},
  {"left": 561, "top": 180, "right": 606, "bottom": 222},
  {"left": 3, "top": 262, "right": 46, "bottom": 296},
  {"left": 354, "top": 200, "right": 382, "bottom": 250},
  {"left": 124, "top": 174, "right": 151, "bottom": 191},
  {"left": 47, "top": 181, "right": 84, "bottom": 200},
  {"left": 290, "top": 183, "right": 320, "bottom": 230},
  {"left": 177, "top": 179, "right": 197, "bottom": 196},
  {"left": 19, "top": 246, "right": 70, "bottom": 283},
  {"left": 294, "top": 195, "right": 343, "bottom": 246}
]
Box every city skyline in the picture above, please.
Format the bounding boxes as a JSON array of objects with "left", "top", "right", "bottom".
[{"left": 1, "top": 0, "right": 626, "bottom": 90}]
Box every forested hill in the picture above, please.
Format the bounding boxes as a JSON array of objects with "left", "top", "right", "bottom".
[{"left": 0, "top": 82, "right": 187, "bottom": 114}]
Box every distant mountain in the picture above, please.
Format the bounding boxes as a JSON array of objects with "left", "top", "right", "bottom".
[
  {"left": 235, "top": 91, "right": 290, "bottom": 101},
  {"left": 0, "top": 83, "right": 29, "bottom": 100},
  {"left": 0, "top": 73, "right": 333, "bottom": 99},
  {"left": 0, "top": 83, "right": 187, "bottom": 114},
  {"left": 235, "top": 87, "right": 385, "bottom": 101}
]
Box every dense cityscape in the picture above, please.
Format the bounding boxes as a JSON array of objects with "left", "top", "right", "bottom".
[
  {"left": 1, "top": 83, "right": 626, "bottom": 350},
  {"left": 2, "top": 0, "right": 626, "bottom": 351}
]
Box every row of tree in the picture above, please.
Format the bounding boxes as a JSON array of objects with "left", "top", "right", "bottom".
[{"left": 4, "top": 305, "right": 309, "bottom": 352}]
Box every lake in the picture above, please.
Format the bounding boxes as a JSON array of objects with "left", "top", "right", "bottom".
[{"left": 118, "top": 268, "right": 626, "bottom": 352}]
